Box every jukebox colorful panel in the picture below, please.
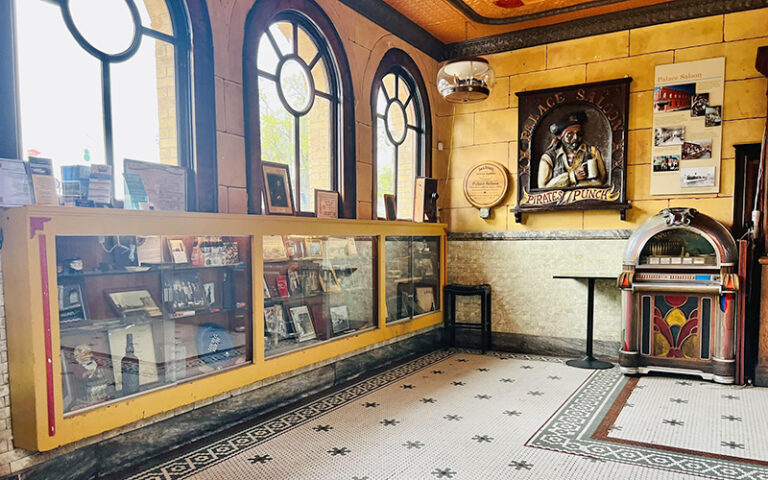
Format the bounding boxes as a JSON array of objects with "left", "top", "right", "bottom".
[{"left": 640, "top": 295, "right": 713, "bottom": 360}]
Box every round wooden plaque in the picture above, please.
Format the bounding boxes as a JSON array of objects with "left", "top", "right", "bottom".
[{"left": 463, "top": 161, "right": 509, "bottom": 209}]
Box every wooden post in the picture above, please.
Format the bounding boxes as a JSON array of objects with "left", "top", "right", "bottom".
[{"left": 753, "top": 46, "right": 768, "bottom": 386}]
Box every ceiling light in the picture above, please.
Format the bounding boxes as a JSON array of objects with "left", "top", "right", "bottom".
[{"left": 437, "top": 57, "right": 495, "bottom": 103}]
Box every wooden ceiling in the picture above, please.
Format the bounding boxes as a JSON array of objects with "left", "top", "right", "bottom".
[{"left": 382, "top": 0, "right": 676, "bottom": 43}]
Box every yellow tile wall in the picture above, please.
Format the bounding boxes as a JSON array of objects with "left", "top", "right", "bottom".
[{"left": 438, "top": 8, "right": 768, "bottom": 233}]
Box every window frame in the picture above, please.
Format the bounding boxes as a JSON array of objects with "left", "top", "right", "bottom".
[
  {"left": 0, "top": 0, "right": 218, "bottom": 212},
  {"left": 371, "top": 49, "right": 432, "bottom": 220},
  {"left": 243, "top": 0, "right": 356, "bottom": 218}
]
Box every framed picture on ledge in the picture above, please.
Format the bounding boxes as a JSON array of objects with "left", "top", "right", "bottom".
[
  {"left": 315, "top": 189, "right": 339, "bottom": 218},
  {"left": 262, "top": 162, "right": 294, "bottom": 215}
]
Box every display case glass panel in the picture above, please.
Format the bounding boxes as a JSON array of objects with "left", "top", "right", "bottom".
[
  {"left": 385, "top": 236, "right": 440, "bottom": 323},
  {"left": 263, "top": 235, "right": 377, "bottom": 357},
  {"left": 55, "top": 235, "right": 252, "bottom": 414},
  {"left": 639, "top": 229, "right": 717, "bottom": 266}
]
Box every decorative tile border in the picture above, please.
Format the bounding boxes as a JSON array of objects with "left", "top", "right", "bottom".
[
  {"left": 527, "top": 368, "right": 768, "bottom": 479},
  {"left": 127, "top": 349, "right": 564, "bottom": 480},
  {"left": 592, "top": 377, "right": 768, "bottom": 467}
]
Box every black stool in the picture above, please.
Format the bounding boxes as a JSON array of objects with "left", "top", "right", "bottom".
[{"left": 443, "top": 284, "right": 491, "bottom": 353}]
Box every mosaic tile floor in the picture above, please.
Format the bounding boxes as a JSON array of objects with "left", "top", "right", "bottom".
[{"left": 125, "top": 351, "right": 768, "bottom": 480}]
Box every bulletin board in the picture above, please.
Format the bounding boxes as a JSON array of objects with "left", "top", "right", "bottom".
[{"left": 650, "top": 58, "right": 725, "bottom": 195}]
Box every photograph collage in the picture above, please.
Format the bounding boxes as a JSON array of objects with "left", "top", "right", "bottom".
[{"left": 650, "top": 58, "right": 724, "bottom": 194}]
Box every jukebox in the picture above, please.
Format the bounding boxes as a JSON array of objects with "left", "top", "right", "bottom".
[{"left": 618, "top": 208, "right": 740, "bottom": 384}]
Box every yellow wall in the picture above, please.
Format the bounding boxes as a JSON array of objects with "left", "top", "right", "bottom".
[
  {"left": 436, "top": 9, "right": 768, "bottom": 233},
  {"left": 212, "top": 0, "right": 443, "bottom": 217}
]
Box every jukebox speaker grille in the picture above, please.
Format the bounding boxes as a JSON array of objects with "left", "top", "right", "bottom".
[
  {"left": 701, "top": 297, "right": 711, "bottom": 359},
  {"left": 641, "top": 296, "right": 651, "bottom": 355}
]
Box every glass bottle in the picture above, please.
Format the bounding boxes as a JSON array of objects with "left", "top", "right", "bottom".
[{"left": 121, "top": 333, "right": 140, "bottom": 396}]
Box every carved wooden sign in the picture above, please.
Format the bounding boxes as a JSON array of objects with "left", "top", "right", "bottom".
[
  {"left": 463, "top": 161, "right": 509, "bottom": 209},
  {"left": 512, "top": 78, "right": 631, "bottom": 222}
]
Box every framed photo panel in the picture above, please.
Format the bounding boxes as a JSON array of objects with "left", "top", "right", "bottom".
[
  {"left": 289, "top": 305, "right": 317, "bottom": 342},
  {"left": 315, "top": 189, "right": 339, "bottom": 218},
  {"left": 262, "top": 162, "right": 295, "bottom": 215}
]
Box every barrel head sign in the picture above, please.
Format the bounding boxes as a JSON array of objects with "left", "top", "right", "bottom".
[
  {"left": 512, "top": 78, "right": 631, "bottom": 222},
  {"left": 463, "top": 161, "right": 509, "bottom": 209}
]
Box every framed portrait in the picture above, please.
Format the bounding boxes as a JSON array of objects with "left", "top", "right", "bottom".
[
  {"left": 58, "top": 283, "right": 88, "bottom": 327},
  {"left": 264, "top": 304, "right": 291, "bottom": 344},
  {"left": 330, "top": 305, "right": 351, "bottom": 334},
  {"left": 304, "top": 238, "right": 324, "bottom": 258},
  {"left": 262, "top": 161, "right": 294, "bottom": 215},
  {"left": 289, "top": 305, "right": 317, "bottom": 342},
  {"left": 384, "top": 194, "right": 396, "bottom": 221},
  {"left": 513, "top": 78, "right": 631, "bottom": 222},
  {"left": 315, "top": 189, "right": 339, "bottom": 219},
  {"left": 167, "top": 238, "right": 188, "bottom": 263},
  {"left": 414, "top": 286, "right": 437, "bottom": 314},
  {"left": 263, "top": 235, "right": 289, "bottom": 262},
  {"left": 105, "top": 288, "right": 163, "bottom": 319}
]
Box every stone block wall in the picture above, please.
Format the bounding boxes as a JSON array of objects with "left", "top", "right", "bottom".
[{"left": 435, "top": 8, "right": 768, "bottom": 232}]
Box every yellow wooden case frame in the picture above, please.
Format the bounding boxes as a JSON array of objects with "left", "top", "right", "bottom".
[{"left": 1, "top": 206, "right": 446, "bottom": 451}]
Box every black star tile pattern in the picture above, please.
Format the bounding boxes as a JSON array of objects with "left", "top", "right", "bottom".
[
  {"left": 403, "top": 441, "right": 424, "bottom": 449},
  {"left": 328, "top": 447, "right": 351, "bottom": 456},
  {"left": 663, "top": 419, "right": 684, "bottom": 426},
  {"left": 509, "top": 460, "right": 533, "bottom": 470},
  {"left": 248, "top": 454, "right": 272, "bottom": 464},
  {"left": 126, "top": 351, "right": 768, "bottom": 480},
  {"left": 431, "top": 467, "right": 457, "bottom": 478}
]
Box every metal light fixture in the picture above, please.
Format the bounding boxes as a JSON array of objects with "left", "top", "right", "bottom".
[{"left": 437, "top": 57, "right": 495, "bottom": 103}]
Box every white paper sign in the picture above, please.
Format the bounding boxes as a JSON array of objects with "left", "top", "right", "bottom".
[{"left": 0, "top": 158, "right": 34, "bottom": 206}]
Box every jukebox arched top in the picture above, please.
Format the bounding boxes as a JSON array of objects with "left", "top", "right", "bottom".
[{"left": 623, "top": 208, "right": 738, "bottom": 267}]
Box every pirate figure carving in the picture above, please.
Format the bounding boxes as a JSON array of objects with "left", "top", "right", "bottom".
[{"left": 537, "top": 111, "right": 607, "bottom": 189}]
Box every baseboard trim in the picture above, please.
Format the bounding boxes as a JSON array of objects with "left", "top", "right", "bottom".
[{"left": 453, "top": 330, "right": 620, "bottom": 361}]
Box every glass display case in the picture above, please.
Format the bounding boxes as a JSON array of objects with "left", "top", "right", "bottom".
[
  {"left": 2, "top": 206, "right": 445, "bottom": 451},
  {"left": 263, "top": 235, "right": 378, "bottom": 357},
  {"left": 385, "top": 236, "right": 441, "bottom": 323},
  {"left": 55, "top": 235, "right": 252, "bottom": 414}
]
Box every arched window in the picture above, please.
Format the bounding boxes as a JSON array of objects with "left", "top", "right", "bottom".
[
  {"left": 2, "top": 0, "right": 215, "bottom": 209},
  {"left": 372, "top": 49, "right": 432, "bottom": 220},
  {"left": 244, "top": 0, "right": 355, "bottom": 217}
]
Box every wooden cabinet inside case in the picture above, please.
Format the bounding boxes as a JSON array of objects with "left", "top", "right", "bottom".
[{"left": 618, "top": 208, "right": 740, "bottom": 384}]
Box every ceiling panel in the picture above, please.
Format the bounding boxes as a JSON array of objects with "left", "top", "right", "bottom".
[{"left": 382, "top": 0, "right": 676, "bottom": 43}]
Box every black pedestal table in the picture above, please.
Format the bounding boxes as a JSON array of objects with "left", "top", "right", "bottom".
[{"left": 553, "top": 275, "right": 616, "bottom": 370}]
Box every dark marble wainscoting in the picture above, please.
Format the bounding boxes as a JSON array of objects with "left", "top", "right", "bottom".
[
  {"left": 4, "top": 328, "right": 442, "bottom": 480},
  {"left": 454, "top": 330, "right": 620, "bottom": 361}
]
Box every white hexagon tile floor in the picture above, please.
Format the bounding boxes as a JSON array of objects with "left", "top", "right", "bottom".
[{"left": 125, "top": 350, "right": 768, "bottom": 480}]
